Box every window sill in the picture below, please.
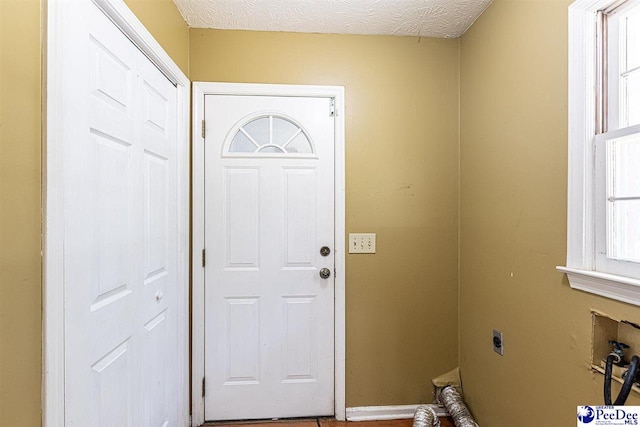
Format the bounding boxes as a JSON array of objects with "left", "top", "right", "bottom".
[{"left": 557, "top": 266, "right": 640, "bottom": 307}]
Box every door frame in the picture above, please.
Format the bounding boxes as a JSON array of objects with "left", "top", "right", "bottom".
[
  {"left": 191, "top": 82, "right": 346, "bottom": 426},
  {"left": 43, "top": 0, "right": 191, "bottom": 426}
]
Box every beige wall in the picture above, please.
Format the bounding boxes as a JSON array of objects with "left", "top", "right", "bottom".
[
  {"left": 0, "top": 1, "right": 187, "bottom": 424},
  {"left": 0, "top": 1, "right": 42, "bottom": 424},
  {"left": 123, "top": 0, "right": 189, "bottom": 76},
  {"left": 459, "top": 1, "right": 640, "bottom": 425},
  {"left": 190, "top": 29, "right": 461, "bottom": 406}
]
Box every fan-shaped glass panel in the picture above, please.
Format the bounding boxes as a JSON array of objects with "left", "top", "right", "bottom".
[
  {"left": 258, "top": 145, "right": 285, "bottom": 154},
  {"left": 243, "top": 117, "right": 270, "bottom": 144},
  {"left": 286, "top": 132, "right": 313, "bottom": 154},
  {"left": 228, "top": 115, "right": 314, "bottom": 156},
  {"left": 229, "top": 130, "right": 257, "bottom": 153},
  {"left": 272, "top": 119, "right": 299, "bottom": 146}
]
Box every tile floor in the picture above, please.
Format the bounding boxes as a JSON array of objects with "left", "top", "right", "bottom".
[{"left": 205, "top": 417, "right": 454, "bottom": 427}]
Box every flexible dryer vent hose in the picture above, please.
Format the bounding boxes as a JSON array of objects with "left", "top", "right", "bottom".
[
  {"left": 604, "top": 354, "right": 640, "bottom": 405},
  {"left": 413, "top": 406, "right": 440, "bottom": 427},
  {"left": 440, "top": 386, "right": 479, "bottom": 427}
]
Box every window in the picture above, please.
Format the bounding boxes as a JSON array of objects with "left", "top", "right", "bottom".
[
  {"left": 225, "top": 113, "right": 315, "bottom": 157},
  {"left": 559, "top": 0, "right": 640, "bottom": 305},
  {"left": 596, "top": 1, "right": 640, "bottom": 278}
]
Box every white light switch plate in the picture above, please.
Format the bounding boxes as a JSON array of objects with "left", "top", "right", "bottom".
[{"left": 349, "top": 233, "right": 376, "bottom": 253}]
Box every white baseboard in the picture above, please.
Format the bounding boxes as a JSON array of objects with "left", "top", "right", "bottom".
[{"left": 345, "top": 404, "right": 448, "bottom": 421}]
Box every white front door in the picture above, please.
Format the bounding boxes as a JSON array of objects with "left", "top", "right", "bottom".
[
  {"left": 204, "top": 94, "right": 336, "bottom": 420},
  {"left": 62, "top": 2, "right": 181, "bottom": 425}
]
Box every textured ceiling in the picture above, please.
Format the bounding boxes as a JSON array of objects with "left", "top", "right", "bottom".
[{"left": 172, "top": 0, "right": 493, "bottom": 38}]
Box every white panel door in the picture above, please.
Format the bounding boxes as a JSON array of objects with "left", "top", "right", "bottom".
[
  {"left": 204, "top": 95, "right": 335, "bottom": 420},
  {"left": 63, "top": 2, "right": 179, "bottom": 426}
]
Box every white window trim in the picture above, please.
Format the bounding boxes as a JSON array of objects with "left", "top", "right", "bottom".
[{"left": 558, "top": 0, "right": 640, "bottom": 306}]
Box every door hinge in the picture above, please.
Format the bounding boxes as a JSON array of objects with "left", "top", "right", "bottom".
[
  {"left": 329, "top": 98, "right": 335, "bottom": 117},
  {"left": 202, "top": 249, "right": 206, "bottom": 267},
  {"left": 201, "top": 119, "right": 206, "bottom": 139},
  {"left": 202, "top": 377, "right": 206, "bottom": 397}
]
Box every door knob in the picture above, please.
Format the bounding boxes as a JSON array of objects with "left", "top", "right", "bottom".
[{"left": 319, "top": 268, "right": 331, "bottom": 279}]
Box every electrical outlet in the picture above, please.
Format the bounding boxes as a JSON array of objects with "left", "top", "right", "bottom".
[
  {"left": 349, "top": 233, "right": 376, "bottom": 253},
  {"left": 493, "top": 330, "right": 504, "bottom": 356}
]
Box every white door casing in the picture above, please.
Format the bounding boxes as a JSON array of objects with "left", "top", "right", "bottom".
[
  {"left": 44, "top": 0, "right": 190, "bottom": 426},
  {"left": 192, "top": 83, "right": 346, "bottom": 425}
]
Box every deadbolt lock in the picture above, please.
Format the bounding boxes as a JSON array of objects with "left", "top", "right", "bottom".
[{"left": 320, "top": 246, "right": 331, "bottom": 256}]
